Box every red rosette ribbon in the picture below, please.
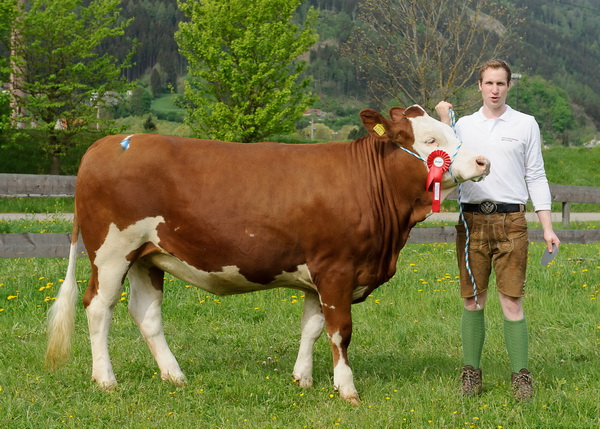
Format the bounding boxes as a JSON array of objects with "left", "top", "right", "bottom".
[{"left": 425, "top": 150, "right": 451, "bottom": 212}]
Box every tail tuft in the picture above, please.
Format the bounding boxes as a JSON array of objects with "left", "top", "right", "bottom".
[{"left": 45, "top": 242, "right": 79, "bottom": 369}]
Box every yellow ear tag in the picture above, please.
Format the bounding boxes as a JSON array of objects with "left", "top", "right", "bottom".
[{"left": 373, "top": 123, "right": 385, "bottom": 136}]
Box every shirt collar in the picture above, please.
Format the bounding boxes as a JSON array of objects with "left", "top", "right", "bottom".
[{"left": 475, "top": 104, "right": 514, "bottom": 122}]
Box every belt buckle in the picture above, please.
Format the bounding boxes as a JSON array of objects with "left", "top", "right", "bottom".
[{"left": 479, "top": 201, "right": 497, "bottom": 214}]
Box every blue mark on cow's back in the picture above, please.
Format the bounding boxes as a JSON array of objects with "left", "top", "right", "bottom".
[{"left": 120, "top": 134, "right": 135, "bottom": 150}]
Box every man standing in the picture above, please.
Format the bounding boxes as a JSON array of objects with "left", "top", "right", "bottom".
[{"left": 436, "top": 60, "right": 560, "bottom": 401}]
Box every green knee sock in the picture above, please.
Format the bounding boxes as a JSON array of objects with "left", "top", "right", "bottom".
[
  {"left": 504, "top": 317, "right": 529, "bottom": 373},
  {"left": 462, "top": 308, "right": 485, "bottom": 369}
]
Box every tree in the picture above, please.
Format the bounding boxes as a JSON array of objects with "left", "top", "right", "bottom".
[
  {"left": 510, "top": 75, "right": 575, "bottom": 145},
  {"left": 143, "top": 114, "right": 157, "bottom": 132},
  {"left": 176, "top": 0, "right": 319, "bottom": 143},
  {"left": 150, "top": 67, "right": 162, "bottom": 98},
  {"left": 343, "top": 0, "right": 522, "bottom": 112},
  {"left": 129, "top": 86, "right": 152, "bottom": 116},
  {"left": 4, "top": 0, "right": 135, "bottom": 173},
  {"left": 0, "top": 1, "right": 16, "bottom": 133}
]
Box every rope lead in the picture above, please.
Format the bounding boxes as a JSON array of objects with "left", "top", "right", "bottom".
[{"left": 449, "top": 109, "right": 480, "bottom": 309}]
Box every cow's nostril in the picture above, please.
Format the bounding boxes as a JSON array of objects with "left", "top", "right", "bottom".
[{"left": 476, "top": 157, "right": 491, "bottom": 173}]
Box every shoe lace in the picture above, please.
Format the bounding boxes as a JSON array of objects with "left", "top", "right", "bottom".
[
  {"left": 513, "top": 372, "right": 533, "bottom": 390},
  {"left": 461, "top": 368, "right": 480, "bottom": 386}
]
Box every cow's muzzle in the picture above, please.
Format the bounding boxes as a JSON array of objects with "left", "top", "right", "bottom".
[{"left": 471, "top": 156, "right": 491, "bottom": 182}]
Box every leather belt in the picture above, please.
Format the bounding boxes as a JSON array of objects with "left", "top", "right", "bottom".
[{"left": 461, "top": 202, "right": 525, "bottom": 214}]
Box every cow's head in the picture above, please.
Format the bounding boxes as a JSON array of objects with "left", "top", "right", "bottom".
[{"left": 359, "top": 105, "right": 490, "bottom": 187}]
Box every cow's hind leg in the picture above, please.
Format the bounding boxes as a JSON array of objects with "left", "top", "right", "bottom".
[
  {"left": 292, "top": 291, "right": 324, "bottom": 388},
  {"left": 128, "top": 261, "right": 186, "bottom": 385},
  {"left": 85, "top": 264, "right": 127, "bottom": 390}
]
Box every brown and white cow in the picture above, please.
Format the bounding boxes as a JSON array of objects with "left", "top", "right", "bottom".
[{"left": 46, "top": 106, "right": 489, "bottom": 404}]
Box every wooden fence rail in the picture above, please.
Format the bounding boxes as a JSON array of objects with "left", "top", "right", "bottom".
[
  {"left": 0, "top": 173, "right": 76, "bottom": 197},
  {"left": 447, "top": 184, "right": 600, "bottom": 227},
  {"left": 1, "top": 174, "right": 599, "bottom": 258},
  {"left": 1, "top": 228, "right": 598, "bottom": 259}
]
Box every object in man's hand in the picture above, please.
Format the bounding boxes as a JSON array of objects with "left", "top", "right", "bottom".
[{"left": 541, "top": 243, "right": 559, "bottom": 266}]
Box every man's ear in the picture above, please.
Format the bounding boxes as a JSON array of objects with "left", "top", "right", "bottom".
[{"left": 359, "top": 109, "right": 390, "bottom": 139}]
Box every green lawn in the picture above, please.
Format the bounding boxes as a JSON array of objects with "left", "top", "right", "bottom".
[
  {"left": 0, "top": 197, "right": 74, "bottom": 216},
  {"left": 151, "top": 93, "right": 184, "bottom": 114},
  {"left": 0, "top": 242, "right": 597, "bottom": 427}
]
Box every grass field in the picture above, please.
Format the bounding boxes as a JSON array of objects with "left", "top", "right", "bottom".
[
  {"left": 0, "top": 242, "right": 598, "bottom": 428},
  {"left": 115, "top": 116, "right": 192, "bottom": 137},
  {"left": 151, "top": 93, "right": 184, "bottom": 114}
]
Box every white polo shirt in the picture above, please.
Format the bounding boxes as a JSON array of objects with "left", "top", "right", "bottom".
[{"left": 456, "top": 105, "right": 552, "bottom": 211}]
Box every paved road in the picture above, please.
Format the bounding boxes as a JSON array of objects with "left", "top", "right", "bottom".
[
  {"left": 1, "top": 213, "right": 76, "bottom": 221},
  {"left": 1, "top": 212, "right": 599, "bottom": 222},
  {"left": 426, "top": 212, "right": 600, "bottom": 222}
]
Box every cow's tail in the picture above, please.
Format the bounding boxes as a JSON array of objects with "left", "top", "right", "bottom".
[{"left": 45, "top": 211, "right": 80, "bottom": 369}]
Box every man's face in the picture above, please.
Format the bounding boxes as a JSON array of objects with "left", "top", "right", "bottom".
[{"left": 478, "top": 67, "right": 511, "bottom": 110}]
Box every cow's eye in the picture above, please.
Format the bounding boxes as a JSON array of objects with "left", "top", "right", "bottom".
[{"left": 425, "top": 138, "right": 436, "bottom": 145}]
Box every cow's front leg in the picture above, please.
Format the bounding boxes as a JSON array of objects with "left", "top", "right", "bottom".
[
  {"left": 292, "top": 291, "right": 324, "bottom": 388},
  {"left": 319, "top": 282, "right": 359, "bottom": 405}
]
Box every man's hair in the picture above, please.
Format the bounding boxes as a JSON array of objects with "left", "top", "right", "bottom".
[{"left": 478, "top": 60, "right": 512, "bottom": 83}]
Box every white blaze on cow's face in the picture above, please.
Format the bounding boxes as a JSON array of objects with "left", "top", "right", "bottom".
[{"left": 408, "top": 113, "right": 490, "bottom": 185}]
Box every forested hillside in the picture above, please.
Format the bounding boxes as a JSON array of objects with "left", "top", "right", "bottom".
[
  {"left": 105, "top": 0, "right": 600, "bottom": 140},
  {"left": 514, "top": 0, "right": 600, "bottom": 129},
  {"left": 111, "top": 0, "right": 185, "bottom": 86}
]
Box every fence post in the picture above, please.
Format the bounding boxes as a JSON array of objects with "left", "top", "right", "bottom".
[{"left": 562, "top": 201, "right": 571, "bottom": 227}]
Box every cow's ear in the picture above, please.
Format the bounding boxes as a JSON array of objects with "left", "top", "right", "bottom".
[
  {"left": 403, "top": 105, "right": 426, "bottom": 118},
  {"left": 388, "top": 107, "right": 406, "bottom": 122},
  {"left": 359, "top": 109, "right": 390, "bottom": 139}
]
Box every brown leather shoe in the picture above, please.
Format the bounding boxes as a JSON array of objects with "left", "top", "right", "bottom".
[
  {"left": 511, "top": 369, "right": 533, "bottom": 401},
  {"left": 460, "top": 365, "right": 482, "bottom": 396}
]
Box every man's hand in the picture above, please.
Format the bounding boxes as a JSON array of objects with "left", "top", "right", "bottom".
[
  {"left": 537, "top": 210, "right": 561, "bottom": 252},
  {"left": 435, "top": 101, "right": 454, "bottom": 126}
]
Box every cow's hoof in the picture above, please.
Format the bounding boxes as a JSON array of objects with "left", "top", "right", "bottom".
[
  {"left": 342, "top": 394, "right": 360, "bottom": 406},
  {"left": 336, "top": 385, "right": 360, "bottom": 405},
  {"left": 96, "top": 380, "right": 117, "bottom": 392},
  {"left": 292, "top": 374, "right": 313, "bottom": 388},
  {"left": 162, "top": 372, "right": 187, "bottom": 386}
]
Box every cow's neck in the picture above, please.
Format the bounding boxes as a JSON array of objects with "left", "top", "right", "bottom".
[
  {"left": 351, "top": 137, "right": 432, "bottom": 227},
  {"left": 349, "top": 138, "right": 434, "bottom": 280},
  {"left": 385, "top": 144, "right": 432, "bottom": 227}
]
